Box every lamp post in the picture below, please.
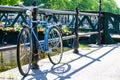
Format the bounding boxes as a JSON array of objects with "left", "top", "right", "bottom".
[{"left": 97, "top": 0, "right": 102, "bottom": 45}]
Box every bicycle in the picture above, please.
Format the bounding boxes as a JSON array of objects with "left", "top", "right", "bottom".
[{"left": 16, "top": 4, "right": 63, "bottom": 76}]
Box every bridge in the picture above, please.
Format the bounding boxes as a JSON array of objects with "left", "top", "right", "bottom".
[{"left": 0, "top": 3, "right": 120, "bottom": 80}]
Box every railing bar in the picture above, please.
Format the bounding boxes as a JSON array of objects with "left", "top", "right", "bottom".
[
  {"left": 0, "top": 6, "right": 27, "bottom": 12},
  {"left": 38, "top": 8, "right": 76, "bottom": 15},
  {"left": 79, "top": 12, "right": 99, "bottom": 16},
  {"left": 0, "top": 32, "right": 99, "bottom": 51},
  {"left": 0, "top": 45, "right": 17, "bottom": 51},
  {"left": 0, "top": 6, "right": 99, "bottom": 16}
]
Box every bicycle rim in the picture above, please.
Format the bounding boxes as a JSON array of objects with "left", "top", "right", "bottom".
[
  {"left": 48, "top": 27, "right": 63, "bottom": 65},
  {"left": 17, "top": 28, "right": 32, "bottom": 76}
]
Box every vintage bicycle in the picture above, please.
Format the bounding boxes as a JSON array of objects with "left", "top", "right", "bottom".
[{"left": 16, "top": 4, "right": 63, "bottom": 76}]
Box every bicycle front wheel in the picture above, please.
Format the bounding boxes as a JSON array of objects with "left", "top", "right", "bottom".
[
  {"left": 47, "top": 26, "right": 63, "bottom": 65},
  {"left": 17, "top": 27, "right": 32, "bottom": 76}
]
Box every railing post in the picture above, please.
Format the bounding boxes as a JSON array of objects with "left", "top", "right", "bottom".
[
  {"left": 31, "top": 0, "right": 39, "bottom": 69},
  {"left": 96, "top": 0, "right": 102, "bottom": 45},
  {"left": 73, "top": 7, "right": 79, "bottom": 54}
]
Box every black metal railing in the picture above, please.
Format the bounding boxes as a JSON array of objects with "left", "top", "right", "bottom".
[{"left": 0, "top": 5, "right": 120, "bottom": 51}]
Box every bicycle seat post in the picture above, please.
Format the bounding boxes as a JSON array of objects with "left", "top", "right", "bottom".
[{"left": 31, "top": 0, "right": 39, "bottom": 69}]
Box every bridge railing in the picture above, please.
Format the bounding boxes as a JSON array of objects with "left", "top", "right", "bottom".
[
  {"left": 1, "top": 5, "right": 120, "bottom": 70},
  {"left": 0, "top": 31, "right": 99, "bottom": 52},
  {"left": 0, "top": 5, "right": 120, "bottom": 51}
]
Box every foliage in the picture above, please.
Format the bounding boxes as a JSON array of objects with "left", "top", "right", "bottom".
[
  {"left": 62, "top": 25, "right": 69, "bottom": 32},
  {"left": 0, "top": 0, "right": 21, "bottom": 6},
  {"left": 0, "top": 0, "right": 119, "bottom": 14},
  {"left": 37, "top": 26, "right": 45, "bottom": 33},
  {"left": 62, "top": 25, "right": 72, "bottom": 36},
  {"left": 102, "top": 0, "right": 119, "bottom": 14},
  {"left": 78, "top": 0, "right": 98, "bottom": 11},
  {"left": 21, "top": 0, "right": 119, "bottom": 14},
  {"left": 3, "top": 24, "right": 22, "bottom": 32},
  {"left": 37, "top": 25, "right": 72, "bottom": 36},
  {"left": 21, "top": 0, "right": 33, "bottom": 6},
  {"left": 0, "top": 25, "right": 4, "bottom": 31}
]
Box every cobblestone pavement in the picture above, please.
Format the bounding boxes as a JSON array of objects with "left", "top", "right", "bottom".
[{"left": 0, "top": 44, "right": 120, "bottom": 80}]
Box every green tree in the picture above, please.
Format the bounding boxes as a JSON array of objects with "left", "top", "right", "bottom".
[
  {"left": 20, "top": 0, "right": 120, "bottom": 14},
  {"left": 0, "top": 0, "right": 21, "bottom": 6},
  {"left": 21, "top": 0, "right": 33, "bottom": 6},
  {"left": 102, "top": 0, "right": 119, "bottom": 13},
  {"left": 49, "top": 0, "right": 68, "bottom": 10},
  {"left": 0, "top": 0, "right": 119, "bottom": 14},
  {"left": 77, "top": 0, "right": 98, "bottom": 11},
  {"left": 21, "top": 0, "right": 49, "bottom": 6}
]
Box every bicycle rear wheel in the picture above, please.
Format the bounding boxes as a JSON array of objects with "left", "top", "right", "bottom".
[
  {"left": 47, "top": 26, "right": 63, "bottom": 65},
  {"left": 17, "top": 27, "right": 32, "bottom": 76}
]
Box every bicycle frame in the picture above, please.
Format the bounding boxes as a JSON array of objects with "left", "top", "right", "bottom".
[
  {"left": 27, "top": 18, "right": 50, "bottom": 53},
  {"left": 25, "top": 7, "right": 61, "bottom": 54}
]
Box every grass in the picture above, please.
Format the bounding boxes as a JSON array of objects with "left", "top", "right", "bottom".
[
  {"left": 63, "top": 47, "right": 72, "bottom": 52},
  {"left": 0, "top": 62, "right": 17, "bottom": 72},
  {"left": 79, "top": 44, "right": 90, "bottom": 50},
  {"left": 39, "top": 47, "right": 72, "bottom": 59}
]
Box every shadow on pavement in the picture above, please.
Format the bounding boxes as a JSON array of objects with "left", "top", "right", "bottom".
[{"left": 20, "top": 44, "right": 119, "bottom": 80}]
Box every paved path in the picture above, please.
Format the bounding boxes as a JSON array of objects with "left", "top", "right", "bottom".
[{"left": 0, "top": 44, "right": 120, "bottom": 80}]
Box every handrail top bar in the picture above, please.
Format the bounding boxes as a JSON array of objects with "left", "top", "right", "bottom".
[
  {"left": 38, "top": 8, "right": 76, "bottom": 15},
  {"left": 38, "top": 9, "right": 99, "bottom": 16},
  {"left": 0, "top": 5, "right": 27, "bottom": 12},
  {"left": 79, "top": 12, "right": 99, "bottom": 16},
  {"left": 0, "top": 5, "right": 99, "bottom": 16}
]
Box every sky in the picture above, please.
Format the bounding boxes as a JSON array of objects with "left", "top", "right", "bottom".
[{"left": 115, "top": 0, "right": 120, "bottom": 8}]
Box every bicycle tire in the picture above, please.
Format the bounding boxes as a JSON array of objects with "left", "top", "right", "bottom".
[
  {"left": 47, "top": 26, "right": 63, "bottom": 65},
  {"left": 17, "top": 27, "right": 32, "bottom": 76}
]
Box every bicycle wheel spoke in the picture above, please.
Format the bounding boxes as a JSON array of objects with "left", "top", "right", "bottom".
[
  {"left": 47, "top": 26, "right": 63, "bottom": 65},
  {"left": 20, "top": 49, "right": 29, "bottom": 61},
  {"left": 17, "top": 28, "right": 32, "bottom": 76}
]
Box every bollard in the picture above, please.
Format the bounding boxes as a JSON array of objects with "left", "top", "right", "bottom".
[
  {"left": 73, "top": 7, "right": 79, "bottom": 54},
  {"left": 31, "top": 0, "right": 39, "bottom": 69}
]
